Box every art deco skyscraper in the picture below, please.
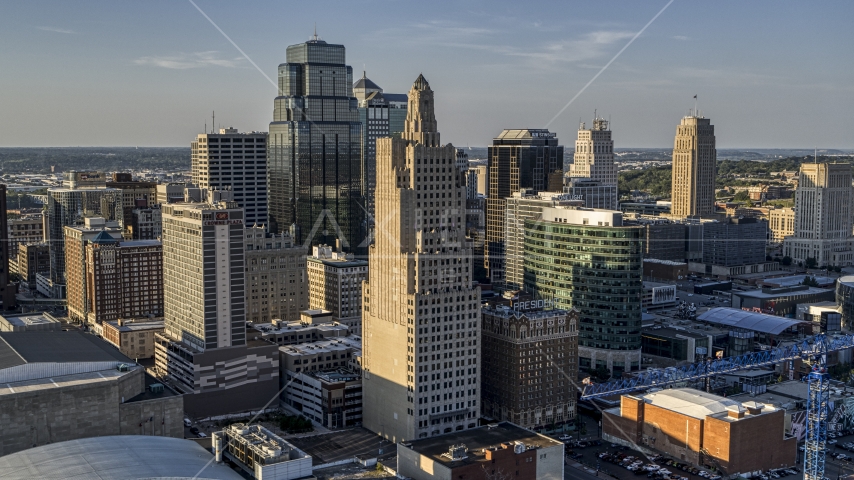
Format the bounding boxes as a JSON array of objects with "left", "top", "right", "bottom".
[
  {"left": 568, "top": 115, "right": 618, "bottom": 210},
  {"left": 569, "top": 116, "right": 616, "bottom": 182},
  {"left": 670, "top": 114, "right": 716, "bottom": 218},
  {"left": 362, "top": 75, "right": 481, "bottom": 443},
  {"left": 267, "top": 34, "right": 365, "bottom": 253}
]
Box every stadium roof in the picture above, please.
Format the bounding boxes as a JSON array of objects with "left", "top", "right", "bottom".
[
  {"left": 0, "top": 435, "right": 243, "bottom": 479},
  {"left": 697, "top": 307, "right": 805, "bottom": 335}
]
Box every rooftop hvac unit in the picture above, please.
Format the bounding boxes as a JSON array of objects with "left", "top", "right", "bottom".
[
  {"left": 116, "top": 363, "right": 129, "bottom": 372},
  {"left": 149, "top": 383, "right": 164, "bottom": 394}
]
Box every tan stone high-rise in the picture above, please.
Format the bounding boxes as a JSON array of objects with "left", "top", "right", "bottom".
[
  {"left": 670, "top": 115, "right": 716, "bottom": 218},
  {"left": 783, "top": 163, "right": 854, "bottom": 266},
  {"left": 362, "top": 75, "right": 481, "bottom": 443}
]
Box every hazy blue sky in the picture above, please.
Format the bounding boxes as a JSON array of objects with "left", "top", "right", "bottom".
[{"left": 1, "top": 1, "right": 852, "bottom": 148}]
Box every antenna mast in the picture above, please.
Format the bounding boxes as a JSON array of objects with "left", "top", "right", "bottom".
[{"left": 212, "top": 111, "right": 215, "bottom": 134}]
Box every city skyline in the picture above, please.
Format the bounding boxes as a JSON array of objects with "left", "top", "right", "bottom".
[{"left": 1, "top": 1, "right": 852, "bottom": 148}]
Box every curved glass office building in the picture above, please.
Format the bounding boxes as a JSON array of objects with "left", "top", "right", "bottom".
[{"left": 523, "top": 206, "right": 643, "bottom": 375}]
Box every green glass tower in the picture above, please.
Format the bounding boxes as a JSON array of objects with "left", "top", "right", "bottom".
[{"left": 523, "top": 206, "right": 643, "bottom": 376}]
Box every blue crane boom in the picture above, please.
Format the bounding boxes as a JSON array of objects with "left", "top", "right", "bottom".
[{"left": 580, "top": 333, "right": 854, "bottom": 480}]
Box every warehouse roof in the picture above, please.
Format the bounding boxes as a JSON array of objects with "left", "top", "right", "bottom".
[
  {"left": 697, "top": 307, "right": 805, "bottom": 335},
  {"left": 0, "top": 435, "right": 243, "bottom": 479},
  {"left": 643, "top": 388, "right": 741, "bottom": 420}
]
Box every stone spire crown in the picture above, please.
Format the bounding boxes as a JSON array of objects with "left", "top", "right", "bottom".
[{"left": 404, "top": 74, "right": 439, "bottom": 147}]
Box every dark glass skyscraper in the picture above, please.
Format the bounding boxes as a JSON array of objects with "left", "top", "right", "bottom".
[
  {"left": 485, "top": 129, "right": 564, "bottom": 288},
  {"left": 268, "top": 35, "right": 365, "bottom": 253}
]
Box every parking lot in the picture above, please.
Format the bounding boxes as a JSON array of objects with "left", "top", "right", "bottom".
[
  {"left": 555, "top": 414, "right": 806, "bottom": 480},
  {"left": 809, "top": 430, "right": 854, "bottom": 479}
]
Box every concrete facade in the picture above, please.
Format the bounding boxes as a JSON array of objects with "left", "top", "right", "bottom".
[
  {"left": 244, "top": 225, "right": 307, "bottom": 324},
  {"left": 671, "top": 116, "right": 716, "bottom": 218},
  {"left": 769, "top": 207, "right": 794, "bottom": 243},
  {"left": 362, "top": 75, "right": 481, "bottom": 443},
  {"left": 306, "top": 244, "right": 367, "bottom": 333},
  {"left": 784, "top": 163, "right": 854, "bottom": 266},
  {"left": 191, "top": 128, "right": 268, "bottom": 227},
  {"left": 0, "top": 366, "right": 182, "bottom": 457}
]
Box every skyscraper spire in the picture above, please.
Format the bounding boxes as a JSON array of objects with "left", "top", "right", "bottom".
[{"left": 403, "top": 74, "right": 438, "bottom": 146}]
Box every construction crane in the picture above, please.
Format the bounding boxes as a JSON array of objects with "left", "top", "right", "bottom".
[{"left": 580, "top": 333, "right": 854, "bottom": 480}]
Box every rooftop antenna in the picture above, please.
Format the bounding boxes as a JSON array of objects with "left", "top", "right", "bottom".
[
  {"left": 212, "top": 111, "right": 215, "bottom": 134},
  {"left": 815, "top": 147, "right": 818, "bottom": 164},
  {"left": 693, "top": 94, "right": 698, "bottom": 117}
]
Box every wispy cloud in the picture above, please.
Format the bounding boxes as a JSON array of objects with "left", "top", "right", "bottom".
[
  {"left": 672, "top": 35, "right": 690, "bottom": 41},
  {"left": 133, "top": 51, "right": 243, "bottom": 70},
  {"left": 513, "top": 30, "right": 636, "bottom": 64},
  {"left": 368, "top": 20, "right": 636, "bottom": 69},
  {"left": 37, "top": 26, "right": 76, "bottom": 34}
]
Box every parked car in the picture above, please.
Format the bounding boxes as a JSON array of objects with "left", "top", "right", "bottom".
[
  {"left": 197, "top": 432, "right": 207, "bottom": 438},
  {"left": 558, "top": 434, "right": 571, "bottom": 441},
  {"left": 183, "top": 418, "right": 192, "bottom": 427},
  {"left": 189, "top": 427, "right": 199, "bottom": 435}
]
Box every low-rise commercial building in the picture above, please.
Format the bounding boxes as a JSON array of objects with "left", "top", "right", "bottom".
[
  {"left": 642, "top": 283, "right": 678, "bottom": 310},
  {"left": 282, "top": 369, "right": 362, "bottom": 429},
  {"left": 602, "top": 388, "right": 797, "bottom": 475},
  {"left": 397, "top": 422, "right": 564, "bottom": 480},
  {"left": 306, "top": 245, "right": 367, "bottom": 333},
  {"left": 641, "top": 326, "right": 710, "bottom": 362},
  {"left": 732, "top": 285, "right": 835, "bottom": 316},
  {"left": 279, "top": 336, "right": 362, "bottom": 429},
  {"left": 215, "top": 423, "right": 312, "bottom": 480},
  {"left": 0, "top": 312, "right": 62, "bottom": 332},
  {"left": 253, "top": 311, "right": 349, "bottom": 345},
  {"left": 102, "top": 317, "right": 165, "bottom": 359},
  {"left": 643, "top": 258, "right": 688, "bottom": 281}
]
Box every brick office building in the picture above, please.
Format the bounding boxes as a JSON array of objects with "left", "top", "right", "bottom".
[
  {"left": 481, "top": 301, "right": 578, "bottom": 431},
  {"left": 398, "top": 422, "right": 564, "bottom": 480},
  {"left": 603, "top": 388, "right": 797, "bottom": 475}
]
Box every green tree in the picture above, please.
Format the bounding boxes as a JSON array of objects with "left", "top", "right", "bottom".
[
  {"left": 802, "top": 276, "right": 819, "bottom": 287},
  {"left": 781, "top": 256, "right": 792, "bottom": 266},
  {"left": 733, "top": 191, "right": 751, "bottom": 202},
  {"left": 805, "top": 257, "right": 818, "bottom": 269}
]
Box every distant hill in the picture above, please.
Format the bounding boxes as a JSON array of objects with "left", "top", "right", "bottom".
[{"left": 0, "top": 147, "right": 189, "bottom": 173}]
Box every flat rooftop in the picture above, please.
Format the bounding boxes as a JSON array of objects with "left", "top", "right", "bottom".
[
  {"left": 733, "top": 286, "right": 833, "bottom": 299},
  {"left": 0, "top": 367, "right": 130, "bottom": 397},
  {"left": 642, "top": 326, "right": 708, "bottom": 339},
  {"left": 403, "top": 422, "right": 562, "bottom": 467},
  {"left": 0, "top": 313, "right": 60, "bottom": 328},
  {"left": 105, "top": 319, "right": 165, "bottom": 332},
  {"left": 642, "top": 389, "right": 742, "bottom": 420},
  {"left": 0, "top": 330, "right": 132, "bottom": 370},
  {"left": 279, "top": 336, "right": 362, "bottom": 356}
]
